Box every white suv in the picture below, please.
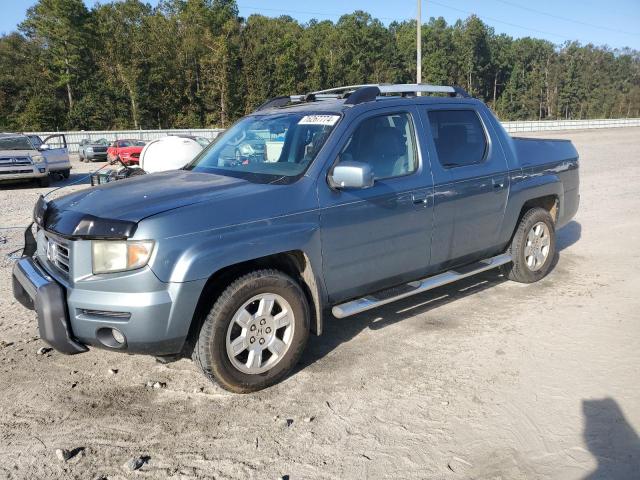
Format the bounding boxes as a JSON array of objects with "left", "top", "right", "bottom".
[{"left": 0, "top": 133, "right": 71, "bottom": 187}]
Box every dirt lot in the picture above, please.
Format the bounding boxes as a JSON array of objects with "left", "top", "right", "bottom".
[{"left": 1, "top": 128, "right": 639, "bottom": 480}]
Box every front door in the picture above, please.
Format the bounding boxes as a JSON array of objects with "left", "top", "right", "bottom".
[
  {"left": 318, "top": 108, "right": 434, "bottom": 303},
  {"left": 42, "top": 134, "right": 69, "bottom": 170}
]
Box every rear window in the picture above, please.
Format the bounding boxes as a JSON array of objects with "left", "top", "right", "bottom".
[{"left": 427, "top": 110, "right": 487, "bottom": 168}]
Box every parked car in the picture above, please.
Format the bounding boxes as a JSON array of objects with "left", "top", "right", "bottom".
[
  {"left": 106, "top": 139, "right": 145, "bottom": 165},
  {"left": 12, "top": 84, "right": 579, "bottom": 393},
  {"left": 0, "top": 133, "right": 71, "bottom": 187},
  {"left": 139, "top": 135, "right": 210, "bottom": 173},
  {"left": 79, "top": 138, "right": 110, "bottom": 162}
]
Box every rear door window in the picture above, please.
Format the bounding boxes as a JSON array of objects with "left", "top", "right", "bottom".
[{"left": 427, "top": 110, "right": 487, "bottom": 168}]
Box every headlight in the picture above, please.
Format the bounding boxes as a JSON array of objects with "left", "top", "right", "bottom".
[
  {"left": 86, "top": 147, "right": 93, "bottom": 152},
  {"left": 92, "top": 240, "right": 154, "bottom": 274},
  {"left": 31, "top": 155, "right": 45, "bottom": 164}
]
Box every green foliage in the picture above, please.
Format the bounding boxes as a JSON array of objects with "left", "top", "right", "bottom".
[{"left": 0, "top": 0, "right": 638, "bottom": 131}]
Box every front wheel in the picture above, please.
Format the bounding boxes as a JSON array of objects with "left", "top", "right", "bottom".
[
  {"left": 502, "top": 207, "right": 556, "bottom": 283},
  {"left": 194, "top": 270, "right": 310, "bottom": 393}
]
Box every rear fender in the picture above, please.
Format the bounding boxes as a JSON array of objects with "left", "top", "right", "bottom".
[{"left": 500, "top": 172, "right": 564, "bottom": 244}]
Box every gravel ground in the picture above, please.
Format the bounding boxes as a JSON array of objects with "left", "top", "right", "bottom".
[{"left": 1, "top": 129, "right": 639, "bottom": 479}]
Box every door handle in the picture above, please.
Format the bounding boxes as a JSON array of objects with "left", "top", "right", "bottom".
[
  {"left": 412, "top": 192, "right": 429, "bottom": 205},
  {"left": 492, "top": 178, "right": 506, "bottom": 190}
]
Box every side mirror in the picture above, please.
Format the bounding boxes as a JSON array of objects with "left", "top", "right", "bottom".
[
  {"left": 329, "top": 161, "right": 374, "bottom": 189},
  {"left": 38, "top": 144, "right": 50, "bottom": 151}
]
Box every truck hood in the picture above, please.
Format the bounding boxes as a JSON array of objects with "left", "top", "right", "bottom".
[{"left": 43, "top": 170, "right": 270, "bottom": 237}]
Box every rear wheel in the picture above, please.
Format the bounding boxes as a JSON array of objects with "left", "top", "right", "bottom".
[
  {"left": 194, "top": 270, "right": 310, "bottom": 393},
  {"left": 502, "top": 207, "right": 556, "bottom": 283},
  {"left": 61, "top": 169, "right": 70, "bottom": 179}
]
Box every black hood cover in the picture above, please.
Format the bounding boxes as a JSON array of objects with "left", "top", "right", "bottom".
[{"left": 35, "top": 195, "right": 136, "bottom": 239}]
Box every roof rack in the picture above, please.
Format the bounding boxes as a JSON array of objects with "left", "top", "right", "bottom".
[{"left": 255, "top": 83, "right": 471, "bottom": 111}]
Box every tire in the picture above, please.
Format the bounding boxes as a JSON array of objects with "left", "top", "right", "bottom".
[
  {"left": 61, "top": 169, "right": 70, "bottom": 179},
  {"left": 194, "top": 269, "right": 310, "bottom": 393},
  {"left": 37, "top": 175, "right": 50, "bottom": 188},
  {"left": 502, "top": 207, "right": 556, "bottom": 283}
]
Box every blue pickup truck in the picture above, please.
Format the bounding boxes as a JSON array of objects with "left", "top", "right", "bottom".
[{"left": 12, "top": 84, "right": 579, "bottom": 393}]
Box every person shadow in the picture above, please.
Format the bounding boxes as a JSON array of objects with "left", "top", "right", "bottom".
[
  {"left": 299, "top": 220, "right": 582, "bottom": 371},
  {"left": 582, "top": 398, "right": 640, "bottom": 479}
]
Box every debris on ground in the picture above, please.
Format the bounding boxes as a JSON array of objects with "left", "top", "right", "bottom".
[
  {"left": 55, "top": 447, "right": 84, "bottom": 462},
  {"left": 123, "top": 456, "right": 149, "bottom": 471},
  {"left": 447, "top": 456, "right": 473, "bottom": 473},
  {"left": 145, "top": 380, "right": 167, "bottom": 389},
  {"left": 36, "top": 347, "right": 52, "bottom": 355}
]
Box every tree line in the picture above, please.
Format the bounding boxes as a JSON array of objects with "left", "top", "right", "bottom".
[{"left": 1, "top": 0, "right": 638, "bottom": 131}]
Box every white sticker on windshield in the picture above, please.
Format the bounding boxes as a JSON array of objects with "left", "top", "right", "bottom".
[{"left": 298, "top": 115, "right": 340, "bottom": 126}]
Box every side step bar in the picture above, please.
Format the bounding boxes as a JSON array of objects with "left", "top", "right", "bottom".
[{"left": 331, "top": 253, "right": 512, "bottom": 319}]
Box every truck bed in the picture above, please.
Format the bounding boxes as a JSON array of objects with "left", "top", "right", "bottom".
[{"left": 512, "top": 136, "right": 579, "bottom": 166}]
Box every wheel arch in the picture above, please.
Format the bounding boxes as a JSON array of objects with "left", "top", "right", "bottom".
[
  {"left": 182, "top": 250, "right": 324, "bottom": 358},
  {"left": 501, "top": 175, "right": 564, "bottom": 245}
]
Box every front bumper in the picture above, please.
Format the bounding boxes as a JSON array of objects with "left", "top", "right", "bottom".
[
  {"left": 13, "top": 245, "right": 206, "bottom": 356},
  {"left": 12, "top": 257, "right": 87, "bottom": 354},
  {"left": 0, "top": 165, "right": 48, "bottom": 181},
  {"left": 86, "top": 154, "right": 108, "bottom": 161}
]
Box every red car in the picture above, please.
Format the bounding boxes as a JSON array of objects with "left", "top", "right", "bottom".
[{"left": 107, "top": 139, "right": 146, "bottom": 165}]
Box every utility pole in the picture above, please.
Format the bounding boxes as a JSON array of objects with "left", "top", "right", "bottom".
[{"left": 417, "top": 0, "right": 422, "bottom": 86}]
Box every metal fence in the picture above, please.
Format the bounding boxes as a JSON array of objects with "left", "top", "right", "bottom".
[
  {"left": 27, "top": 118, "right": 640, "bottom": 153},
  {"left": 502, "top": 117, "right": 640, "bottom": 133},
  {"left": 25, "top": 128, "right": 225, "bottom": 153}
]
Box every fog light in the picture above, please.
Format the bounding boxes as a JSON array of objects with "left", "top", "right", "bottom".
[
  {"left": 96, "top": 327, "right": 127, "bottom": 348},
  {"left": 39, "top": 168, "right": 46, "bottom": 173},
  {"left": 112, "top": 329, "right": 125, "bottom": 344}
]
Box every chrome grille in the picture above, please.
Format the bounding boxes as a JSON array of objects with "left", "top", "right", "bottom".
[
  {"left": 0, "top": 156, "right": 32, "bottom": 166},
  {"left": 44, "top": 234, "right": 71, "bottom": 276}
]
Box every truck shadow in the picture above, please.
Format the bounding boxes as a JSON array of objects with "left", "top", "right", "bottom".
[
  {"left": 582, "top": 398, "right": 640, "bottom": 479},
  {"left": 300, "top": 269, "right": 508, "bottom": 371},
  {"left": 299, "top": 220, "right": 582, "bottom": 372},
  {"left": 557, "top": 220, "right": 581, "bottom": 251}
]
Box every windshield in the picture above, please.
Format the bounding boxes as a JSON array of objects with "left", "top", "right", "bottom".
[
  {"left": 119, "top": 140, "right": 144, "bottom": 147},
  {"left": 28, "top": 135, "right": 43, "bottom": 147},
  {"left": 0, "top": 136, "right": 35, "bottom": 151},
  {"left": 186, "top": 112, "right": 340, "bottom": 183}
]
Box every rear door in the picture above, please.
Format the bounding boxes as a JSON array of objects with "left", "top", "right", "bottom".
[
  {"left": 420, "top": 106, "right": 509, "bottom": 270},
  {"left": 318, "top": 107, "right": 434, "bottom": 302}
]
